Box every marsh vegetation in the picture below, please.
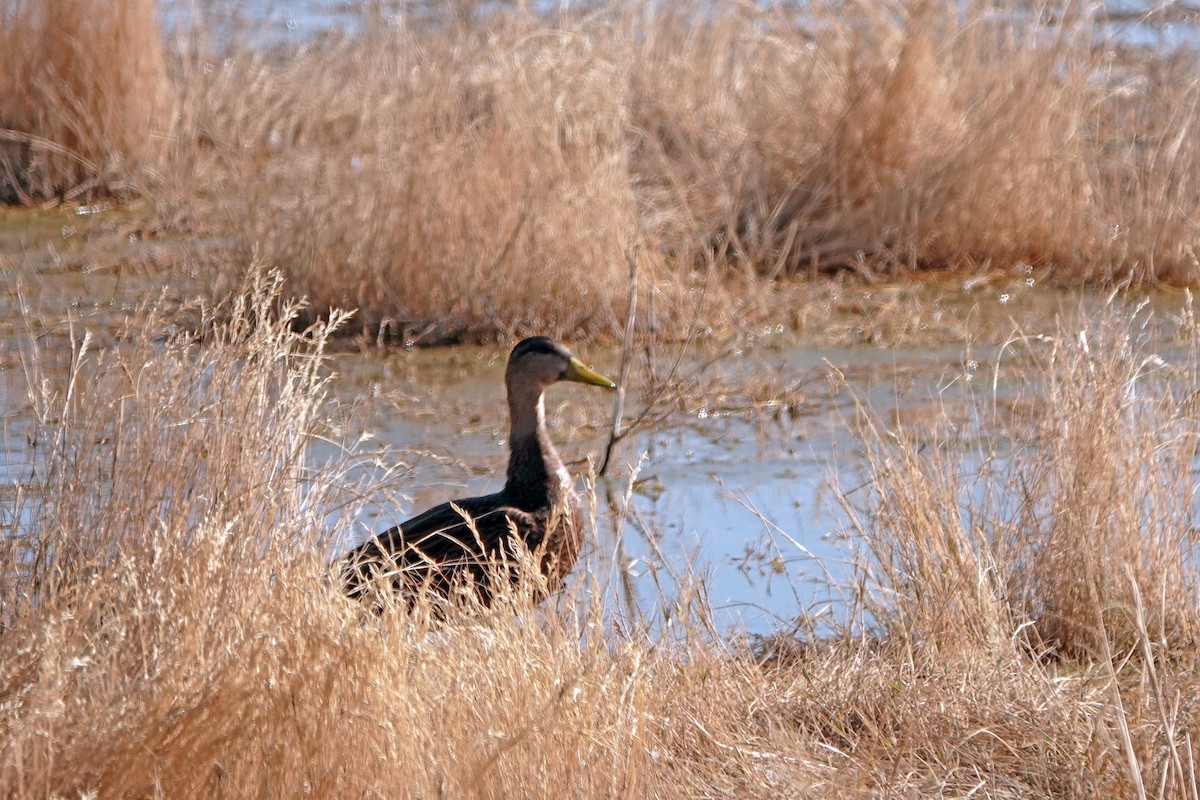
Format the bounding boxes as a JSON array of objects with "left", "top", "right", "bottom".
[
  {"left": 3, "top": 275, "right": 1200, "bottom": 798},
  {"left": 3, "top": 1, "right": 1200, "bottom": 797},
  {"left": 3, "top": 0, "right": 1200, "bottom": 340}
]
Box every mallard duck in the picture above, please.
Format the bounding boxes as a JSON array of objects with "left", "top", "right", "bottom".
[{"left": 341, "top": 336, "right": 616, "bottom": 609}]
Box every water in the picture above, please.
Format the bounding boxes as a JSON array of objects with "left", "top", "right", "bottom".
[
  {"left": 161, "top": 0, "right": 368, "bottom": 43},
  {"left": 162, "top": 0, "right": 1200, "bottom": 51}
]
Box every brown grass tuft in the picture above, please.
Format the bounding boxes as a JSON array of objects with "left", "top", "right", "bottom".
[
  {"left": 0, "top": 0, "right": 172, "bottom": 201},
  {"left": 226, "top": 19, "right": 640, "bottom": 341},
  {"left": 841, "top": 302, "right": 1200, "bottom": 661}
]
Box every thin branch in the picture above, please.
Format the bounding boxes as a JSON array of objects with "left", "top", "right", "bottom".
[{"left": 600, "top": 248, "right": 638, "bottom": 476}]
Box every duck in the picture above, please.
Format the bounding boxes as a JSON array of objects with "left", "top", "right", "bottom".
[{"left": 341, "top": 336, "right": 616, "bottom": 610}]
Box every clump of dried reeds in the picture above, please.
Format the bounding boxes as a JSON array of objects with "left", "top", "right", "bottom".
[
  {"left": 841, "top": 303, "right": 1200, "bottom": 661},
  {"left": 168, "top": 1, "right": 1200, "bottom": 338},
  {"left": 630, "top": 0, "right": 1200, "bottom": 282},
  {"left": 231, "top": 19, "right": 639, "bottom": 342},
  {"left": 811, "top": 300, "right": 1200, "bottom": 795},
  {"left": 0, "top": 0, "right": 172, "bottom": 201}
]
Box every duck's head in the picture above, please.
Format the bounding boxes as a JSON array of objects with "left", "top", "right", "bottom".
[{"left": 507, "top": 336, "right": 616, "bottom": 392}]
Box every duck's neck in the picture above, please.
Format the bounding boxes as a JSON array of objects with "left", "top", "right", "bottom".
[{"left": 505, "top": 378, "right": 567, "bottom": 509}]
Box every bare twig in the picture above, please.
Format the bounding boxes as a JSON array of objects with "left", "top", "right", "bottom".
[{"left": 599, "top": 249, "right": 638, "bottom": 476}]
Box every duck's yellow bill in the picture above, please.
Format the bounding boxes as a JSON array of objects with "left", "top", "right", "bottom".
[{"left": 565, "top": 357, "right": 617, "bottom": 389}]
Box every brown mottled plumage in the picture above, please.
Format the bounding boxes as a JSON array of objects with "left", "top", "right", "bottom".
[{"left": 340, "top": 336, "right": 615, "bottom": 609}]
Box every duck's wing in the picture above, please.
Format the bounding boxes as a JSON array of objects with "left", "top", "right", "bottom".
[{"left": 341, "top": 493, "right": 538, "bottom": 598}]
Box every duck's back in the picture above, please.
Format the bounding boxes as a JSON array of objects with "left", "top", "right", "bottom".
[{"left": 341, "top": 489, "right": 582, "bottom": 607}]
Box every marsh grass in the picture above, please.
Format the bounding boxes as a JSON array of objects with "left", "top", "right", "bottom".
[
  {"left": 838, "top": 306, "right": 1200, "bottom": 663},
  {"left": 2, "top": 278, "right": 1200, "bottom": 796},
  {"left": 4, "top": 1, "right": 1200, "bottom": 339},
  {"left": 0, "top": 0, "right": 171, "bottom": 202}
]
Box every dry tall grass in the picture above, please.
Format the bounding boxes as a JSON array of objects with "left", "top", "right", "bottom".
[
  {"left": 3, "top": 279, "right": 1200, "bottom": 796},
  {"left": 841, "top": 311, "right": 1200, "bottom": 662},
  {"left": 4, "top": 1, "right": 1197, "bottom": 339},
  {"left": 0, "top": 0, "right": 172, "bottom": 202}
]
